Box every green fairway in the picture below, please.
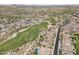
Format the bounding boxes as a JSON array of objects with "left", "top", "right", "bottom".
[{"left": 0, "top": 22, "right": 49, "bottom": 54}]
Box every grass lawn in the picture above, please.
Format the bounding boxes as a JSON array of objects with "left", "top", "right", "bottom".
[
  {"left": 71, "top": 33, "right": 79, "bottom": 54},
  {"left": 0, "top": 22, "right": 49, "bottom": 54}
]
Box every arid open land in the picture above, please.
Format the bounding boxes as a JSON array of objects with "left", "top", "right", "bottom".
[{"left": 0, "top": 5, "right": 79, "bottom": 55}]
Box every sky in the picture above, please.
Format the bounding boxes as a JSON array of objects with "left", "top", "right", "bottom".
[{"left": 0, "top": 0, "right": 79, "bottom": 5}]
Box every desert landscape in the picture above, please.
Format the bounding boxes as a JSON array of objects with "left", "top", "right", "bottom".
[{"left": 0, "top": 5, "right": 79, "bottom": 55}]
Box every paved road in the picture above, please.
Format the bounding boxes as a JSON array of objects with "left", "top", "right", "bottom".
[
  {"left": 53, "top": 26, "right": 61, "bottom": 55},
  {"left": 53, "top": 20, "right": 70, "bottom": 55}
]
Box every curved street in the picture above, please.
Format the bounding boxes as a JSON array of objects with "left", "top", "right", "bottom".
[{"left": 53, "top": 20, "right": 71, "bottom": 55}]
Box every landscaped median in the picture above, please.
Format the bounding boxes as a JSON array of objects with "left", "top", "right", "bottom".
[{"left": 0, "top": 22, "right": 49, "bottom": 54}]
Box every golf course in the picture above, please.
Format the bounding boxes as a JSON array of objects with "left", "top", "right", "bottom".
[{"left": 0, "top": 22, "right": 49, "bottom": 54}]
